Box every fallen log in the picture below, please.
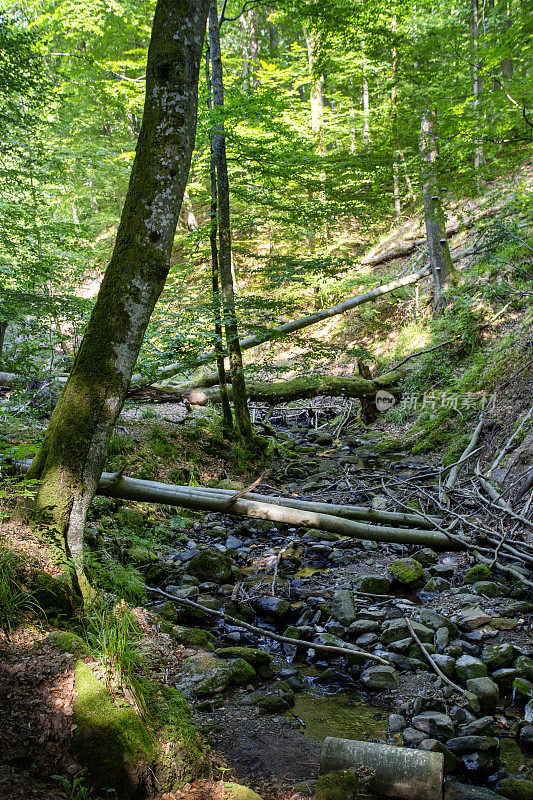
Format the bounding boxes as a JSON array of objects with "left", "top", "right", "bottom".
[
  {"left": 173, "top": 370, "right": 405, "bottom": 406},
  {"left": 157, "top": 244, "right": 479, "bottom": 382},
  {"left": 320, "top": 738, "right": 444, "bottom": 800},
  {"left": 146, "top": 585, "right": 389, "bottom": 664}
]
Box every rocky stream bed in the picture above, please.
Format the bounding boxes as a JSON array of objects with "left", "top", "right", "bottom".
[{"left": 88, "top": 409, "right": 533, "bottom": 800}]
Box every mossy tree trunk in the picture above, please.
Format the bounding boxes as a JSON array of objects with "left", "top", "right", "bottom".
[
  {"left": 27, "top": 0, "right": 210, "bottom": 592},
  {"left": 420, "top": 108, "right": 458, "bottom": 315},
  {"left": 208, "top": 0, "right": 253, "bottom": 447}
]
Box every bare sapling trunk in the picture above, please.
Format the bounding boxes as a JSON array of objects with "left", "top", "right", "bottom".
[
  {"left": 391, "top": 42, "right": 401, "bottom": 218},
  {"left": 0, "top": 321, "right": 7, "bottom": 365},
  {"left": 471, "top": 0, "right": 485, "bottom": 184},
  {"left": 27, "top": 0, "right": 209, "bottom": 594},
  {"left": 420, "top": 108, "right": 458, "bottom": 315},
  {"left": 209, "top": 0, "right": 253, "bottom": 447},
  {"left": 206, "top": 47, "right": 233, "bottom": 435}
]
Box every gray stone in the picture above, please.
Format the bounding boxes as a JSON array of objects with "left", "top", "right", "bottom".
[
  {"left": 520, "top": 724, "right": 533, "bottom": 747},
  {"left": 389, "top": 557, "right": 425, "bottom": 585},
  {"left": 513, "top": 677, "right": 533, "bottom": 701},
  {"left": 388, "top": 713, "right": 407, "bottom": 733},
  {"left": 380, "top": 618, "right": 434, "bottom": 645},
  {"left": 482, "top": 642, "right": 514, "bottom": 670},
  {"left": 456, "top": 606, "right": 491, "bottom": 631},
  {"left": 331, "top": 589, "right": 357, "bottom": 626},
  {"left": 254, "top": 596, "right": 291, "bottom": 618},
  {"left": 457, "top": 716, "right": 494, "bottom": 736},
  {"left": 423, "top": 577, "right": 452, "bottom": 592},
  {"left": 455, "top": 655, "right": 488, "bottom": 682},
  {"left": 418, "top": 739, "right": 458, "bottom": 773},
  {"left": 492, "top": 668, "right": 522, "bottom": 688},
  {"left": 436, "top": 627, "right": 450, "bottom": 652},
  {"left": 402, "top": 727, "right": 428, "bottom": 747},
  {"left": 174, "top": 653, "right": 255, "bottom": 697},
  {"left": 445, "top": 735, "right": 499, "bottom": 753},
  {"left": 516, "top": 655, "right": 533, "bottom": 680},
  {"left": 419, "top": 609, "right": 458, "bottom": 636},
  {"left": 360, "top": 665, "right": 399, "bottom": 691},
  {"left": 525, "top": 699, "right": 533, "bottom": 723},
  {"left": 164, "top": 584, "right": 199, "bottom": 599},
  {"left": 225, "top": 535, "right": 244, "bottom": 549},
  {"left": 346, "top": 619, "right": 379, "bottom": 637},
  {"left": 432, "top": 654, "right": 456, "bottom": 678},
  {"left": 472, "top": 581, "right": 506, "bottom": 597},
  {"left": 412, "top": 711, "right": 454, "bottom": 739},
  {"left": 355, "top": 633, "right": 379, "bottom": 647},
  {"left": 412, "top": 548, "right": 439, "bottom": 566},
  {"left": 444, "top": 777, "right": 505, "bottom": 800},
  {"left": 466, "top": 677, "right": 499, "bottom": 710}
]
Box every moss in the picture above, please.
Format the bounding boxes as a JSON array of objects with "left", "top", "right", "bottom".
[
  {"left": 32, "top": 570, "right": 77, "bottom": 615},
  {"left": 389, "top": 557, "right": 424, "bottom": 585},
  {"left": 73, "top": 661, "right": 155, "bottom": 797},
  {"left": 215, "top": 647, "right": 272, "bottom": 666},
  {"left": 500, "top": 778, "right": 533, "bottom": 800},
  {"left": 223, "top": 783, "right": 264, "bottom": 800},
  {"left": 358, "top": 575, "right": 392, "bottom": 594},
  {"left": 465, "top": 564, "right": 492, "bottom": 584},
  {"left": 46, "top": 630, "right": 90, "bottom": 657},
  {"left": 159, "top": 620, "right": 215, "bottom": 650},
  {"left": 314, "top": 769, "right": 366, "bottom": 800}
]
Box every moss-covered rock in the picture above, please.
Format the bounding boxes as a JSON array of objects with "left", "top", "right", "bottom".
[
  {"left": 389, "top": 558, "right": 424, "bottom": 586},
  {"left": 159, "top": 620, "right": 216, "bottom": 650},
  {"left": 187, "top": 549, "right": 234, "bottom": 584},
  {"left": 423, "top": 577, "right": 451, "bottom": 592},
  {"left": 215, "top": 647, "right": 272, "bottom": 667},
  {"left": 314, "top": 769, "right": 366, "bottom": 800},
  {"left": 224, "top": 783, "right": 264, "bottom": 800},
  {"left": 174, "top": 653, "right": 255, "bottom": 697},
  {"left": 46, "top": 630, "right": 90, "bottom": 657},
  {"left": 358, "top": 575, "right": 392, "bottom": 594},
  {"left": 464, "top": 564, "right": 491, "bottom": 584},
  {"left": 32, "top": 570, "right": 76, "bottom": 615},
  {"left": 73, "top": 661, "right": 155, "bottom": 797},
  {"left": 500, "top": 778, "right": 533, "bottom": 800}
]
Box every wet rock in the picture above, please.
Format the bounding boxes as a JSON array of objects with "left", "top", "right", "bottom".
[
  {"left": 358, "top": 575, "right": 392, "bottom": 594},
  {"left": 253, "top": 596, "right": 291, "bottom": 618},
  {"left": 360, "top": 664, "right": 399, "bottom": 690},
  {"left": 389, "top": 557, "right": 424, "bottom": 586},
  {"left": 330, "top": 589, "right": 357, "bottom": 626},
  {"left": 483, "top": 642, "right": 515, "bottom": 670},
  {"left": 455, "top": 655, "right": 488, "bottom": 682},
  {"left": 499, "top": 778, "right": 533, "bottom": 800},
  {"left": 493, "top": 668, "right": 522, "bottom": 688},
  {"left": 455, "top": 606, "right": 491, "bottom": 631},
  {"left": 175, "top": 653, "right": 255, "bottom": 697},
  {"left": 402, "top": 727, "right": 428, "bottom": 747},
  {"left": 187, "top": 549, "right": 235, "bottom": 584},
  {"left": 466, "top": 677, "right": 499, "bottom": 710},
  {"left": 418, "top": 738, "right": 458, "bottom": 773},
  {"left": 513, "top": 677, "right": 533, "bottom": 701},
  {"left": 520, "top": 724, "right": 533, "bottom": 748},
  {"left": 419, "top": 609, "right": 458, "bottom": 636},
  {"left": 243, "top": 681, "right": 295, "bottom": 713},
  {"left": 516, "top": 656, "right": 533, "bottom": 681},
  {"left": 412, "top": 711, "right": 454, "bottom": 739},
  {"left": 525, "top": 699, "right": 533, "bottom": 723}
]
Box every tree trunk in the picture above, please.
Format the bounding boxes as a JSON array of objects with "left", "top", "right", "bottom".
[
  {"left": 206, "top": 47, "right": 233, "bottom": 435},
  {"left": 189, "top": 370, "right": 405, "bottom": 406},
  {"left": 471, "top": 0, "right": 485, "bottom": 182},
  {"left": 209, "top": 0, "right": 253, "bottom": 447},
  {"left": 391, "top": 43, "right": 401, "bottom": 218},
  {"left": 362, "top": 53, "right": 370, "bottom": 146},
  {"left": 305, "top": 28, "right": 326, "bottom": 157},
  {"left": 0, "top": 321, "right": 7, "bottom": 365},
  {"left": 420, "top": 108, "right": 458, "bottom": 315},
  {"left": 27, "top": 0, "right": 209, "bottom": 592},
  {"left": 248, "top": 8, "right": 260, "bottom": 88}
]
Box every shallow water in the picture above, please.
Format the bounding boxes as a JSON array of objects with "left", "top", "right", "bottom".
[{"left": 288, "top": 690, "right": 388, "bottom": 743}]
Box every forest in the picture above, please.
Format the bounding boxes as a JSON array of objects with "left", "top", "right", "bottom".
[{"left": 0, "top": 0, "right": 533, "bottom": 798}]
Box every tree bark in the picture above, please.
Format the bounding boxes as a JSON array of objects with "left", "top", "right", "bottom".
[
  {"left": 471, "top": 0, "right": 485, "bottom": 182},
  {"left": 206, "top": 47, "right": 233, "bottom": 435},
  {"left": 27, "top": 0, "right": 209, "bottom": 592},
  {"left": 209, "top": 0, "right": 253, "bottom": 447},
  {"left": 0, "top": 321, "right": 7, "bottom": 365},
  {"left": 391, "top": 42, "right": 401, "bottom": 218},
  {"left": 420, "top": 108, "right": 458, "bottom": 315}
]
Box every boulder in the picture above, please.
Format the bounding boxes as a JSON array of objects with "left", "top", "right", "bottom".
[
  {"left": 389, "top": 558, "right": 424, "bottom": 586},
  {"left": 513, "top": 677, "right": 533, "bottom": 701},
  {"left": 380, "top": 618, "right": 434, "bottom": 645},
  {"left": 419, "top": 609, "right": 458, "bottom": 636},
  {"left": 360, "top": 665, "right": 399, "bottom": 691},
  {"left": 358, "top": 575, "right": 392, "bottom": 594},
  {"left": 412, "top": 711, "right": 454, "bottom": 739},
  {"left": 456, "top": 606, "right": 491, "bottom": 631},
  {"left": 253, "top": 596, "right": 291, "bottom": 618},
  {"left": 465, "top": 677, "right": 499, "bottom": 710},
  {"left": 455, "top": 655, "right": 488, "bottom": 682},
  {"left": 464, "top": 565, "right": 492, "bottom": 584},
  {"left": 174, "top": 653, "right": 255, "bottom": 697},
  {"left": 482, "top": 642, "right": 514, "bottom": 670},
  {"left": 187, "top": 549, "right": 234, "bottom": 583},
  {"left": 331, "top": 589, "right": 357, "bottom": 626}
]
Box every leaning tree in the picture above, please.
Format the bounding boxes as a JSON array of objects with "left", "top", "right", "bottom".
[{"left": 28, "top": 0, "right": 210, "bottom": 595}]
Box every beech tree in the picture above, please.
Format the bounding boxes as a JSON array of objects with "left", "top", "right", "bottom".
[{"left": 27, "top": 0, "right": 210, "bottom": 594}]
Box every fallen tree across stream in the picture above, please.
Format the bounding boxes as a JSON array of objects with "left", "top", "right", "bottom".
[{"left": 154, "top": 245, "right": 477, "bottom": 383}]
